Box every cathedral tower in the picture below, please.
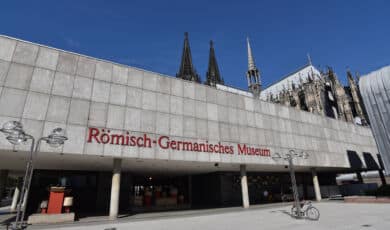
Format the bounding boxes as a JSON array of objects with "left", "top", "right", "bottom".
[
  {"left": 176, "top": 32, "right": 201, "bottom": 83},
  {"left": 347, "top": 70, "right": 367, "bottom": 124},
  {"left": 246, "top": 38, "right": 261, "bottom": 97},
  {"left": 328, "top": 68, "right": 353, "bottom": 122},
  {"left": 205, "top": 40, "right": 224, "bottom": 87}
]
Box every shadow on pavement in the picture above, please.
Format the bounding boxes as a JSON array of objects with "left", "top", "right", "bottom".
[{"left": 269, "top": 209, "right": 294, "bottom": 218}]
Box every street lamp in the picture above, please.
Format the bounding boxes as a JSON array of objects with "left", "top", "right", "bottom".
[
  {"left": 0, "top": 121, "right": 68, "bottom": 229},
  {"left": 272, "top": 149, "right": 309, "bottom": 218},
  {"left": 1, "top": 121, "right": 28, "bottom": 145}
]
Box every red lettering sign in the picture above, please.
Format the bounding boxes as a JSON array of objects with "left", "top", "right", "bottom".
[{"left": 86, "top": 127, "right": 270, "bottom": 157}]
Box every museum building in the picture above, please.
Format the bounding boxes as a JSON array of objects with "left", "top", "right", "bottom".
[{"left": 0, "top": 34, "right": 381, "bottom": 220}]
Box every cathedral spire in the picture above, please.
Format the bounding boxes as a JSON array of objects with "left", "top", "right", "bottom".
[
  {"left": 327, "top": 66, "right": 340, "bottom": 85},
  {"left": 307, "top": 53, "right": 312, "bottom": 66},
  {"left": 347, "top": 69, "right": 367, "bottom": 124},
  {"left": 347, "top": 68, "right": 355, "bottom": 84},
  {"left": 247, "top": 38, "right": 257, "bottom": 71},
  {"left": 176, "top": 32, "right": 201, "bottom": 83},
  {"left": 205, "top": 40, "right": 223, "bottom": 87},
  {"left": 246, "top": 37, "right": 261, "bottom": 97}
]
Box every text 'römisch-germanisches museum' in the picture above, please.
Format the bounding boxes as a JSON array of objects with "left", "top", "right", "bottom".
[{"left": 0, "top": 33, "right": 382, "bottom": 223}]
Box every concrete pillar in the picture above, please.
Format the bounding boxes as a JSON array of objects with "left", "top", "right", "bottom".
[
  {"left": 356, "top": 172, "right": 364, "bottom": 183},
  {"left": 378, "top": 170, "right": 387, "bottom": 185},
  {"left": 240, "top": 165, "right": 250, "bottom": 208},
  {"left": 10, "top": 185, "right": 20, "bottom": 212},
  {"left": 0, "top": 170, "right": 9, "bottom": 200},
  {"left": 311, "top": 168, "right": 322, "bottom": 201},
  {"left": 109, "top": 158, "right": 122, "bottom": 220},
  {"left": 21, "top": 188, "right": 29, "bottom": 213}
]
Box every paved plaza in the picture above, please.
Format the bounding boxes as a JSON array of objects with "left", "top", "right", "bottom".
[{"left": 24, "top": 202, "right": 390, "bottom": 230}]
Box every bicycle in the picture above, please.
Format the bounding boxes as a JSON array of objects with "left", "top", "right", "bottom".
[{"left": 291, "top": 200, "right": 320, "bottom": 220}]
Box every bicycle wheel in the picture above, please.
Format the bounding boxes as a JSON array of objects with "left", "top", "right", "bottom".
[
  {"left": 306, "top": 206, "right": 320, "bottom": 220},
  {"left": 291, "top": 206, "right": 298, "bottom": 217}
]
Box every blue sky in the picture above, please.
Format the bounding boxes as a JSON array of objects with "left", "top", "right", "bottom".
[{"left": 1, "top": 0, "right": 389, "bottom": 90}]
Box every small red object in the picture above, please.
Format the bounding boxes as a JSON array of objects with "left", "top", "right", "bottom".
[{"left": 47, "top": 187, "right": 65, "bottom": 214}]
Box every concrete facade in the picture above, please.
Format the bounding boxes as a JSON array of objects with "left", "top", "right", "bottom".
[{"left": 0, "top": 35, "right": 379, "bottom": 173}]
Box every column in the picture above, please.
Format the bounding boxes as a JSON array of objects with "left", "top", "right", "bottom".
[
  {"left": 11, "top": 178, "right": 20, "bottom": 212},
  {"left": 356, "top": 172, "right": 364, "bottom": 183},
  {"left": 240, "top": 165, "right": 250, "bottom": 208},
  {"left": 311, "top": 168, "right": 322, "bottom": 202},
  {"left": 21, "top": 188, "right": 29, "bottom": 213},
  {"left": 378, "top": 170, "right": 387, "bottom": 185},
  {"left": 0, "top": 170, "right": 8, "bottom": 200},
  {"left": 109, "top": 158, "right": 122, "bottom": 220}
]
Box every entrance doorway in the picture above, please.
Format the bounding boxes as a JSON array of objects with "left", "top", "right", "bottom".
[{"left": 129, "top": 175, "right": 191, "bottom": 212}]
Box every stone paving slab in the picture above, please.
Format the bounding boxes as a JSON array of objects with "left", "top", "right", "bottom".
[{"left": 28, "top": 202, "right": 390, "bottom": 230}]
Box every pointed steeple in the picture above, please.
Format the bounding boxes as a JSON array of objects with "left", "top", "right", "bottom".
[
  {"left": 205, "top": 40, "right": 223, "bottom": 87},
  {"left": 346, "top": 69, "right": 367, "bottom": 125},
  {"left": 307, "top": 53, "right": 312, "bottom": 66},
  {"left": 176, "top": 32, "right": 201, "bottom": 83},
  {"left": 247, "top": 38, "right": 257, "bottom": 71},
  {"left": 347, "top": 68, "right": 355, "bottom": 84},
  {"left": 327, "top": 66, "right": 340, "bottom": 85},
  {"left": 246, "top": 37, "right": 261, "bottom": 98}
]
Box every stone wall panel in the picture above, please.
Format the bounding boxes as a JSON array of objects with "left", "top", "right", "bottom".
[{"left": 0, "top": 36, "right": 379, "bottom": 170}]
